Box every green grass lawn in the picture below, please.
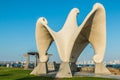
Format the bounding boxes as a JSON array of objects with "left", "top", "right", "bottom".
[{"left": 0, "top": 67, "right": 115, "bottom": 80}]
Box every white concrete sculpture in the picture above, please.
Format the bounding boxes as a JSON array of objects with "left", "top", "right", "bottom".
[{"left": 31, "top": 3, "right": 111, "bottom": 78}]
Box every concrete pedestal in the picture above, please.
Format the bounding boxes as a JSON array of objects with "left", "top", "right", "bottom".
[
  {"left": 56, "top": 62, "right": 72, "bottom": 78},
  {"left": 30, "top": 62, "right": 48, "bottom": 75},
  {"left": 24, "top": 54, "right": 30, "bottom": 70},
  {"left": 95, "top": 63, "right": 111, "bottom": 74}
]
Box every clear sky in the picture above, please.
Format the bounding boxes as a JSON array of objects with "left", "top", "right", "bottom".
[{"left": 0, "top": 0, "right": 120, "bottom": 62}]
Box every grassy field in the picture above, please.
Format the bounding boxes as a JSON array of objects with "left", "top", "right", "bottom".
[{"left": 0, "top": 67, "right": 115, "bottom": 80}]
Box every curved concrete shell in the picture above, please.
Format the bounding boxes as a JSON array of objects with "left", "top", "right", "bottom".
[{"left": 31, "top": 3, "right": 111, "bottom": 78}]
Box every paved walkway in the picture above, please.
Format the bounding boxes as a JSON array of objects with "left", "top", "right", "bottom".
[
  {"left": 74, "top": 72, "right": 120, "bottom": 79},
  {"left": 40, "top": 72, "right": 120, "bottom": 79}
]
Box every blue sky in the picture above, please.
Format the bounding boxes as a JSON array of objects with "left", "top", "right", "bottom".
[{"left": 0, "top": 0, "right": 120, "bottom": 62}]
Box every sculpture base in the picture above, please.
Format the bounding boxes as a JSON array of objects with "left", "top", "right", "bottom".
[
  {"left": 95, "top": 63, "right": 111, "bottom": 74},
  {"left": 30, "top": 62, "right": 48, "bottom": 75},
  {"left": 56, "top": 62, "right": 72, "bottom": 78}
]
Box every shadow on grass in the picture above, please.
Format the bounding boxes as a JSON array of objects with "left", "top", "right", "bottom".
[
  {"left": 17, "top": 76, "right": 55, "bottom": 80},
  {"left": 0, "top": 74, "right": 12, "bottom": 77}
]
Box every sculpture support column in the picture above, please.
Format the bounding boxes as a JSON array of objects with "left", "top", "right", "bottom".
[
  {"left": 95, "top": 63, "right": 111, "bottom": 74},
  {"left": 30, "top": 54, "right": 50, "bottom": 75},
  {"left": 34, "top": 54, "right": 38, "bottom": 67},
  {"left": 56, "top": 62, "right": 72, "bottom": 78},
  {"left": 56, "top": 62, "right": 77, "bottom": 78},
  {"left": 30, "top": 62, "right": 48, "bottom": 75},
  {"left": 24, "top": 54, "right": 30, "bottom": 70}
]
